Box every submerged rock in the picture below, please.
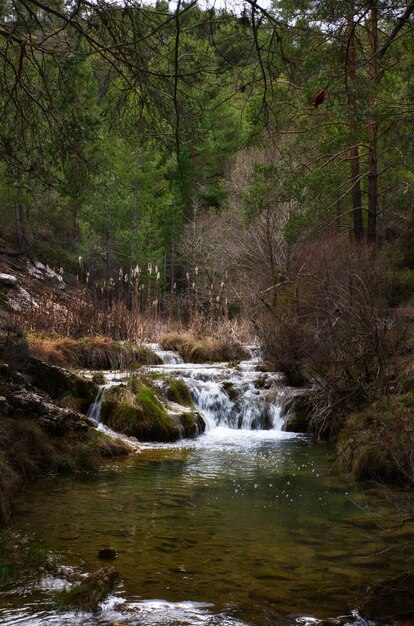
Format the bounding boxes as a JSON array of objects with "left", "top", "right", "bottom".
[
  {"left": 359, "top": 571, "right": 414, "bottom": 619},
  {"left": 98, "top": 547, "right": 117, "bottom": 560}
]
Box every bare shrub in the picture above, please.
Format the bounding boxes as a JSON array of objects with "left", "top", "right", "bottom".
[{"left": 257, "top": 235, "right": 408, "bottom": 435}]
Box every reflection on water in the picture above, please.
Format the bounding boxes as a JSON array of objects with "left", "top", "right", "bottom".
[{"left": 1, "top": 429, "right": 413, "bottom": 625}]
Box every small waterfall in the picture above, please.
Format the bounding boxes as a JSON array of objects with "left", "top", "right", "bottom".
[
  {"left": 188, "top": 381, "right": 234, "bottom": 430},
  {"left": 145, "top": 351, "right": 285, "bottom": 432},
  {"left": 87, "top": 386, "right": 106, "bottom": 423},
  {"left": 148, "top": 343, "right": 184, "bottom": 364},
  {"left": 86, "top": 347, "right": 286, "bottom": 436}
]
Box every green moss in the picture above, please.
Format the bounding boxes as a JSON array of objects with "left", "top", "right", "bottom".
[
  {"left": 101, "top": 384, "right": 181, "bottom": 442},
  {"left": 166, "top": 378, "right": 194, "bottom": 407},
  {"left": 136, "top": 387, "right": 165, "bottom": 418},
  {"left": 178, "top": 411, "right": 206, "bottom": 438}
]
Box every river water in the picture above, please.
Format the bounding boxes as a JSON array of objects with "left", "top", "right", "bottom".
[{"left": 1, "top": 350, "right": 413, "bottom": 625}]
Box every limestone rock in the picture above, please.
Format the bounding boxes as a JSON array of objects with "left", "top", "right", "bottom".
[
  {"left": 0, "top": 273, "right": 18, "bottom": 287},
  {"left": 26, "top": 357, "right": 98, "bottom": 413},
  {"left": 8, "top": 386, "right": 94, "bottom": 433}
]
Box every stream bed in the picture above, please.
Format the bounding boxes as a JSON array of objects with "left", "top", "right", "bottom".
[{"left": 1, "top": 352, "right": 413, "bottom": 625}]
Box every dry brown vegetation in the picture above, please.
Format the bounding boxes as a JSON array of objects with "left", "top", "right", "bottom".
[
  {"left": 159, "top": 331, "right": 248, "bottom": 363},
  {"left": 257, "top": 235, "right": 410, "bottom": 436},
  {"left": 28, "top": 334, "right": 161, "bottom": 370},
  {"left": 338, "top": 392, "right": 414, "bottom": 484}
]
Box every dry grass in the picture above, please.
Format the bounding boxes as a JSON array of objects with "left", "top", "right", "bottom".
[
  {"left": 15, "top": 290, "right": 253, "bottom": 345},
  {"left": 28, "top": 334, "right": 161, "bottom": 370},
  {"left": 338, "top": 392, "right": 414, "bottom": 484},
  {"left": 159, "top": 331, "right": 248, "bottom": 363}
]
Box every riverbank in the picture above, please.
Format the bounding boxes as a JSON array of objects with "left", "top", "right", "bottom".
[{"left": 0, "top": 328, "right": 136, "bottom": 524}]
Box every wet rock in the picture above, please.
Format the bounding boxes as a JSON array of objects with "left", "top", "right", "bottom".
[
  {"left": 98, "top": 547, "right": 117, "bottom": 560},
  {"left": 8, "top": 386, "right": 94, "bottom": 433},
  {"left": 0, "top": 273, "right": 18, "bottom": 287},
  {"left": 177, "top": 409, "right": 206, "bottom": 438},
  {"left": 221, "top": 380, "right": 239, "bottom": 401},
  {"left": 282, "top": 393, "right": 313, "bottom": 433},
  {"left": 56, "top": 566, "right": 121, "bottom": 611},
  {"left": 359, "top": 571, "right": 414, "bottom": 619}
]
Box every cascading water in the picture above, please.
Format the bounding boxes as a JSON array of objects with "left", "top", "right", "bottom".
[
  {"left": 87, "top": 386, "right": 106, "bottom": 422},
  {"left": 145, "top": 348, "right": 286, "bottom": 432}
]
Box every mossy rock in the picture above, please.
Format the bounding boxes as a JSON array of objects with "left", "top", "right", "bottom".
[
  {"left": 55, "top": 567, "right": 120, "bottom": 612},
  {"left": 177, "top": 410, "right": 206, "bottom": 438},
  {"left": 282, "top": 394, "right": 312, "bottom": 433},
  {"left": 165, "top": 378, "right": 193, "bottom": 407},
  {"left": 101, "top": 384, "right": 181, "bottom": 442}
]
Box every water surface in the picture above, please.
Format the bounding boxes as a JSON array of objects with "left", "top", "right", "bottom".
[{"left": 2, "top": 428, "right": 412, "bottom": 626}]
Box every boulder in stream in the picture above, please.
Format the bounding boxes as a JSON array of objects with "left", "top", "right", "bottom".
[
  {"left": 101, "top": 382, "right": 205, "bottom": 442},
  {"left": 56, "top": 566, "right": 121, "bottom": 611}
]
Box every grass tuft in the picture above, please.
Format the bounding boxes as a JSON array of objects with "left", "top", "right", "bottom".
[
  {"left": 159, "top": 332, "right": 247, "bottom": 363},
  {"left": 28, "top": 334, "right": 161, "bottom": 370}
]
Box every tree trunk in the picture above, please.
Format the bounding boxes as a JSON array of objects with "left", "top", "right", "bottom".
[
  {"left": 367, "top": 1, "right": 379, "bottom": 244},
  {"left": 346, "top": 11, "right": 364, "bottom": 242}
]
